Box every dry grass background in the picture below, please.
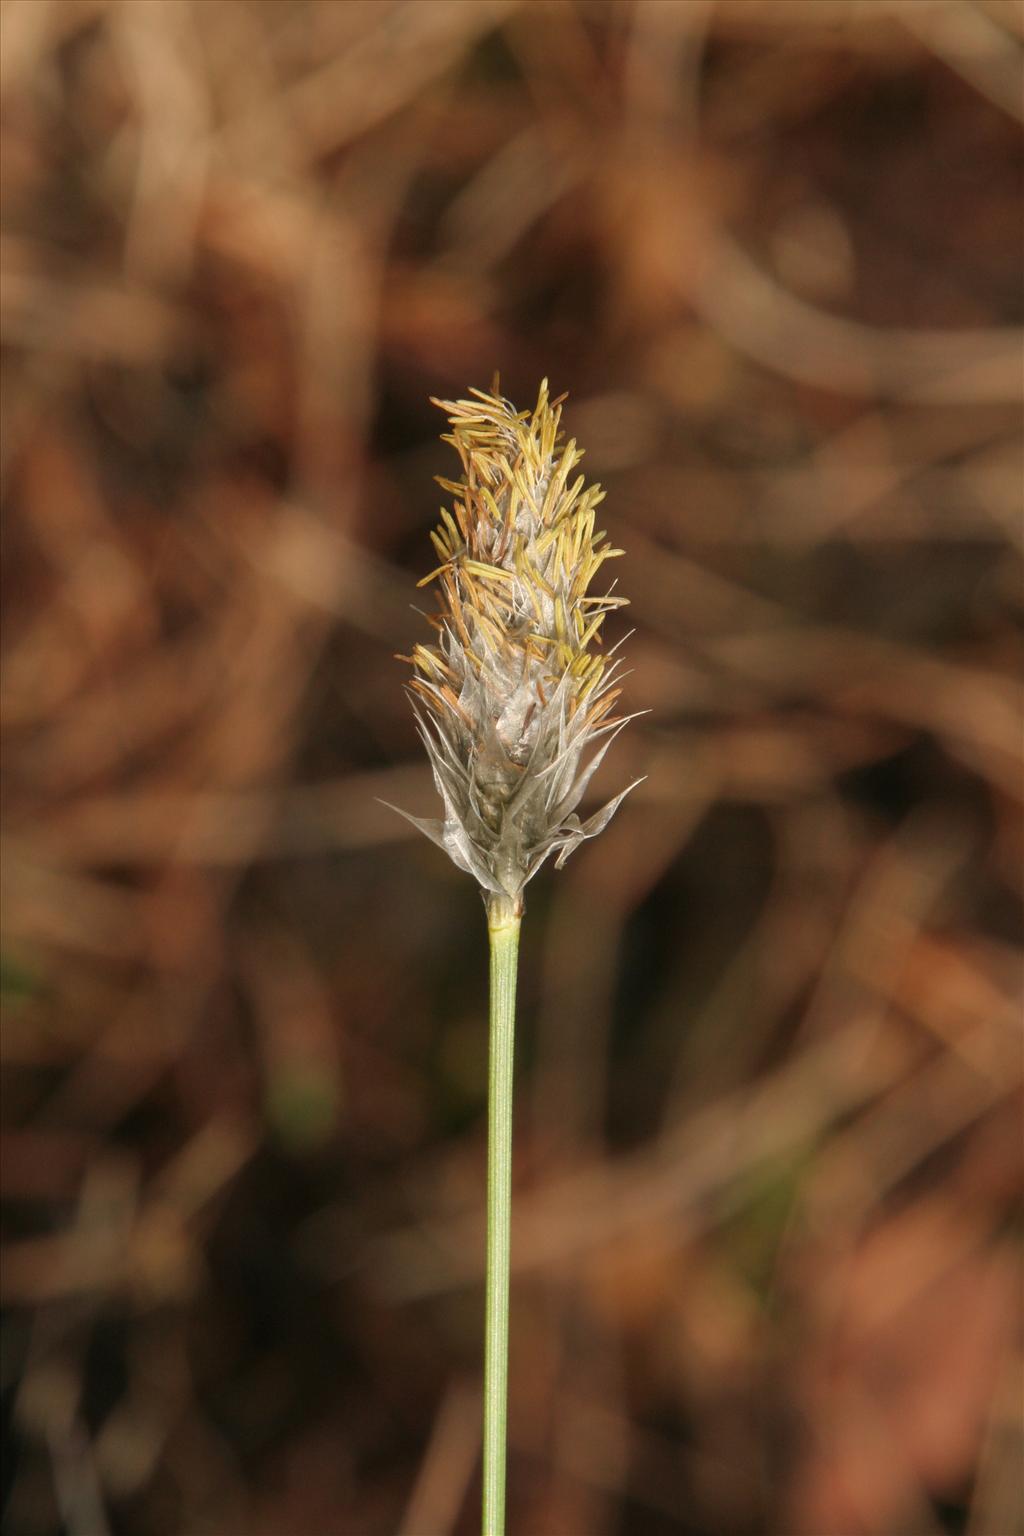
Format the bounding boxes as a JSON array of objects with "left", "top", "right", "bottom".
[{"left": 1, "top": 3, "right": 1022, "bottom": 1534}]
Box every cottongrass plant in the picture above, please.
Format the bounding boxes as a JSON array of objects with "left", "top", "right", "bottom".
[{"left": 394, "top": 381, "right": 639, "bottom": 1535}]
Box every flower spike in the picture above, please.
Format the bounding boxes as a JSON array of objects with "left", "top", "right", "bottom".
[{"left": 395, "top": 381, "right": 639, "bottom": 907}]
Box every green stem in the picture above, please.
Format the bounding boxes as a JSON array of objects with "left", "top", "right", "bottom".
[{"left": 483, "top": 892, "right": 521, "bottom": 1536}]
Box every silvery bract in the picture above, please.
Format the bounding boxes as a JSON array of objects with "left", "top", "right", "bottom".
[{"left": 395, "top": 381, "right": 640, "bottom": 904}]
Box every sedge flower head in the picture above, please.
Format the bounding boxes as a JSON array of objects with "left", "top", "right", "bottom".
[{"left": 395, "top": 380, "right": 641, "bottom": 908}]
